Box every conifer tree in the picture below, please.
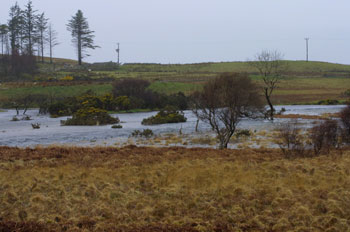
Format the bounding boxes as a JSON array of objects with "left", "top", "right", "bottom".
[{"left": 67, "top": 10, "right": 98, "bottom": 65}]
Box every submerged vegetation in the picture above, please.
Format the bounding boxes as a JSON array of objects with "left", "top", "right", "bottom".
[{"left": 0, "top": 146, "right": 350, "bottom": 231}]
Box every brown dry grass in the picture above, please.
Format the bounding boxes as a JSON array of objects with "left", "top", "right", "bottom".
[
  {"left": 1, "top": 146, "right": 350, "bottom": 231},
  {"left": 275, "top": 113, "right": 339, "bottom": 120}
]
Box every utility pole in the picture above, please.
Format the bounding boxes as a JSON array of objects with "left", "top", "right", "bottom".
[
  {"left": 116, "top": 43, "right": 120, "bottom": 65},
  {"left": 305, "top": 38, "right": 309, "bottom": 62}
]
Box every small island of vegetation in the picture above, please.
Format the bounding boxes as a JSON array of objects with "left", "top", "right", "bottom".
[
  {"left": 61, "top": 107, "right": 119, "bottom": 126},
  {"left": 141, "top": 107, "right": 187, "bottom": 125}
]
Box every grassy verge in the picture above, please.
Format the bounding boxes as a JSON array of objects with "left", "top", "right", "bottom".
[{"left": 0, "top": 146, "right": 350, "bottom": 231}]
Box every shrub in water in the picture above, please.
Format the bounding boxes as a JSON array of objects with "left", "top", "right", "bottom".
[
  {"left": 111, "top": 124, "right": 123, "bottom": 129},
  {"left": 11, "top": 116, "right": 19, "bottom": 122},
  {"left": 22, "top": 115, "right": 32, "bottom": 121},
  {"left": 62, "top": 107, "right": 119, "bottom": 126},
  {"left": 141, "top": 107, "right": 187, "bottom": 125},
  {"left": 31, "top": 123, "right": 40, "bottom": 129}
]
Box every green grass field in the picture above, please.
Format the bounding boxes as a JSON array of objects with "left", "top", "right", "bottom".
[
  {"left": 0, "top": 84, "right": 112, "bottom": 101},
  {"left": 0, "top": 60, "right": 349, "bottom": 105}
]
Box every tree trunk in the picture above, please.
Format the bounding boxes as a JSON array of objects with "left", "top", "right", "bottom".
[
  {"left": 195, "top": 119, "right": 199, "bottom": 132},
  {"left": 23, "top": 106, "right": 28, "bottom": 115},
  {"left": 218, "top": 131, "right": 234, "bottom": 149},
  {"left": 78, "top": 33, "right": 82, "bottom": 65},
  {"left": 41, "top": 32, "right": 44, "bottom": 63},
  {"left": 1, "top": 35, "right": 3, "bottom": 57},
  {"left": 49, "top": 40, "right": 52, "bottom": 64},
  {"left": 219, "top": 142, "right": 228, "bottom": 149},
  {"left": 265, "top": 88, "right": 274, "bottom": 121}
]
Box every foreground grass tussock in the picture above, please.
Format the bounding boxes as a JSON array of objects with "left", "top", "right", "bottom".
[{"left": 0, "top": 146, "right": 350, "bottom": 231}]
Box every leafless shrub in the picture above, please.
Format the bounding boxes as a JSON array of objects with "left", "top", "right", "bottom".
[
  {"left": 340, "top": 105, "right": 350, "bottom": 143},
  {"left": 191, "top": 73, "right": 264, "bottom": 149},
  {"left": 309, "top": 119, "right": 343, "bottom": 156},
  {"left": 276, "top": 120, "right": 308, "bottom": 158}
]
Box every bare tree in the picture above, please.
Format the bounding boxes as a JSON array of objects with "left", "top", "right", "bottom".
[
  {"left": 47, "top": 23, "right": 59, "bottom": 64},
  {"left": 249, "top": 50, "right": 288, "bottom": 120},
  {"left": 191, "top": 73, "right": 264, "bottom": 149}
]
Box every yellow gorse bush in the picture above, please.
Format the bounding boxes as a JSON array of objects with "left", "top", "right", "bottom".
[{"left": 60, "top": 75, "right": 74, "bottom": 81}]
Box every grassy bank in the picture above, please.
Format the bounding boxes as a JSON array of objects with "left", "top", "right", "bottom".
[{"left": 0, "top": 146, "right": 350, "bottom": 231}]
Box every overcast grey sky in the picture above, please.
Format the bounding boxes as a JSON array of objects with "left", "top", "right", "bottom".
[{"left": 1, "top": 0, "right": 349, "bottom": 64}]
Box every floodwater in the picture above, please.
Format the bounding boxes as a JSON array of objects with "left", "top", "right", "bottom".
[{"left": 0, "top": 105, "right": 346, "bottom": 148}]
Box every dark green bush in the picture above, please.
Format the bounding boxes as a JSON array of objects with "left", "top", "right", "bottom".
[
  {"left": 141, "top": 107, "right": 187, "bottom": 125},
  {"left": 48, "top": 91, "right": 118, "bottom": 117},
  {"left": 317, "top": 99, "right": 339, "bottom": 105},
  {"left": 115, "top": 96, "right": 131, "bottom": 111},
  {"left": 111, "top": 124, "right": 123, "bottom": 129},
  {"left": 48, "top": 101, "right": 74, "bottom": 117},
  {"left": 61, "top": 107, "right": 119, "bottom": 126},
  {"left": 112, "top": 79, "right": 189, "bottom": 110}
]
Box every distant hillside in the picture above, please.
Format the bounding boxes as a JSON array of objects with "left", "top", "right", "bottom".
[
  {"left": 33, "top": 57, "right": 350, "bottom": 77},
  {"left": 121, "top": 61, "right": 350, "bottom": 76}
]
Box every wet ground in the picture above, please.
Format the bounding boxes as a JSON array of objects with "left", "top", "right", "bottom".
[{"left": 0, "top": 105, "right": 345, "bottom": 148}]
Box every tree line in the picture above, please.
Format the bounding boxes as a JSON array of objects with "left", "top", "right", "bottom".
[{"left": 0, "top": 1, "right": 97, "bottom": 79}]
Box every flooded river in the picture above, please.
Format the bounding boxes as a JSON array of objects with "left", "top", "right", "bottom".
[{"left": 0, "top": 105, "right": 346, "bottom": 148}]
